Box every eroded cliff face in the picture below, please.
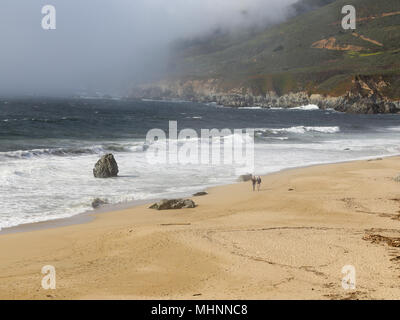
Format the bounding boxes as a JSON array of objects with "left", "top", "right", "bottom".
[{"left": 130, "top": 76, "right": 400, "bottom": 114}]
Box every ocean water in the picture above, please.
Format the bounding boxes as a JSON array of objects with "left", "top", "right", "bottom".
[{"left": 1, "top": 97, "right": 400, "bottom": 230}]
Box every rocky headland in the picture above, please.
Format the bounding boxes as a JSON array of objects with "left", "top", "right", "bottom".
[{"left": 130, "top": 76, "right": 400, "bottom": 114}]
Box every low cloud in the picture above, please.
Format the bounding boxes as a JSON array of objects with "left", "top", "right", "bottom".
[{"left": 0, "top": 0, "right": 298, "bottom": 96}]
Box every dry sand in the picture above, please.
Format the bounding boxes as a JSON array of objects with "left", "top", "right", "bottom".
[{"left": 1, "top": 157, "right": 400, "bottom": 300}]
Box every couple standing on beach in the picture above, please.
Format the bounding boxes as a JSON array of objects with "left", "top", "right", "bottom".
[{"left": 251, "top": 176, "right": 262, "bottom": 191}]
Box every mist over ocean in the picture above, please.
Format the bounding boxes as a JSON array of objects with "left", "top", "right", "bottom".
[{"left": 1, "top": 97, "right": 400, "bottom": 230}]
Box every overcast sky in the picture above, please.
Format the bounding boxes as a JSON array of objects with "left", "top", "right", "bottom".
[{"left": 0, "top": 0, "right": 298, "bottom": 96}]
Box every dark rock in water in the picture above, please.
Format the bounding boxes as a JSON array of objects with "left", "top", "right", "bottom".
[
  {"left": 193, "top": 192, "right": 208, "bottom": 197},
  {"left": 93, "top": 154, "right": 119, "bottom": 178},
  {"left": 149, "top": 199, "right": 196, "bottom": 210},
  {"left": 92, "top": 198, "right": 108, "bottom": 209},
  {"left": 238, "top": 174, "right": 252, "bottom": 182}
]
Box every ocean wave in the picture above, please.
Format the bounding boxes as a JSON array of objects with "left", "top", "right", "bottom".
[
  {"left": 291, "top": 104, "right": 320, "bottom": 111},
  {"left": 256, "top": 126, "right": 340, "bottom": 135},
  {"left": 185, "top": 116, "right": 203, "bottom": 119},
  {"left": 270, "top": 137, "right": 289, "bottom": 140},
  {"left": 238, "top": 107, "right": 263, "bottom": 110},
  {"left": 1, "top": 132, "right": 257, "bottom": 160},
  {"left": 268, "top": 105, "right": 320, "bottom": 111},
  {"left": 387, "top": 126, "right": 400, "bottom": 132},
  {"left": 146, "top": 132, "right": 255, "bottom": 149},
  {"left": 0, "top": 143, "right": 148, "bottom": 159},
  {"left": 1, "top": 117, "right": 80, "bottom": 123}
]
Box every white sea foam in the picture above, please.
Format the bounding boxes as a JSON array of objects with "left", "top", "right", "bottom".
[
  {"left": 256, "top": 126, "right": 340, "bottom": 135},
  {"left": 211, "top": 104, "right": 319, "bottom": 111},
  {"left": 1, "top": 126, "right": 400, "bottom": 230},
  {"left": 238, "top": 107, "right": 263, "bottom": 110},
  {"left": 387, "top": 126, "right": 400, "bottom": 132},
  {"left": 0, "top": 142, "right": 148, "bottom": 160},
  {"left": 291, "top": 104, "right": 320, "bottom": 111}
]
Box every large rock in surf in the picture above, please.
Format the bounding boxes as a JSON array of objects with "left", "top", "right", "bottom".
[
  {"left": 93, "top": 154, "right": 119, "bottom": 178},
  {"left": 149, "top": 199, "right": 196, "bottom": 210}
]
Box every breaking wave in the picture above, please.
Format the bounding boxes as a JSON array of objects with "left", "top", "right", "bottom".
[
  {"left": 0, "top": 143, "right": 148, "bottom": 159},
  {"left": 291, "top": 104, "right": 320, "bottom": 111},
  {"left": 1, "top": 117, "right": 80, "bottom": 123},
  {"left": 256, "top": 126, "right": 340, "bottom": 135}
]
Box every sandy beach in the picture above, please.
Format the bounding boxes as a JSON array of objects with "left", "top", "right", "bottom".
[{"left": 1, "top": 157, "right": 400, "bottom": 300}]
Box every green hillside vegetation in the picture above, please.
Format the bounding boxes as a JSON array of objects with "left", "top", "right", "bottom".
[{"left": 168, "top": 0, "right": 400, "bottom": 99}]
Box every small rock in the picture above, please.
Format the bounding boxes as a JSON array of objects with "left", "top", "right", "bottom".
[
  {"left": 149, "top": 199, "right": 196, "bottom": 210},
  {"left": 92, "top": 198, "right": 108, "bottom": 209},
  {"left": 193, "top": 192, "right": 208, "bottom": 197},
  {"left": 93, "top": 154, "right": 119, "bottom": 178}
]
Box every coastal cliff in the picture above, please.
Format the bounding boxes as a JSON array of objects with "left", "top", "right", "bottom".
[
  {"left": 131, "top": 75, "right": 400, "bottom": 114},
  {"left": 131, "top": 0, "right": 400, "bottom": 114}
]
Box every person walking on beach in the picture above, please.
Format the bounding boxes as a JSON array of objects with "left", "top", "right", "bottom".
[
  {"left": 251, "top": 176, "right": 257, "bottom": 191},
  {"left": 257, "top": 176, "right": 262, "bottom": 191}
]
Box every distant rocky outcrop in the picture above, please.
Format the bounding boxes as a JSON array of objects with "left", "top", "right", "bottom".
[
  {"left": 93, "top": 154, "right": 119, "bottom": 178},
  {"left": 149, "top": 199, "right": 196, "bottom": 210},
  {"left": 130, "top": 76, "right": 400, "bottom": 114},
  {"left": 92, "top": 198, "right": 108, "bottom": 209},
  {"left": 394, "top": 175, "right": 400, "bottom": 183}
]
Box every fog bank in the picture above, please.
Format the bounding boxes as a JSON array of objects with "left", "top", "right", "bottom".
[{"left": 0, "top": 0, "right": 298, "bottom": 96}]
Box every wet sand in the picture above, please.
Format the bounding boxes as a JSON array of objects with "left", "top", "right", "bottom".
[{"left": 1, "top": 157, "right": 400, "bottom": 300}]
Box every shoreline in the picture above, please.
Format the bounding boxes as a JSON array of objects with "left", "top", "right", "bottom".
[
  {"left": 1, "top": 153, "right": 398, "bottom": 235},
  {"left": 1, "top": 156, "right": 400, "bottom": 299},
  {"left": 0, "top": 199, "right": 153, "bottom": 235}
]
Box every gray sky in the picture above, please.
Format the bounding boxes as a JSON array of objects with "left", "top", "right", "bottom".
[{"left": 0, "top": 0, "right": 297, "bottom": 96}]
